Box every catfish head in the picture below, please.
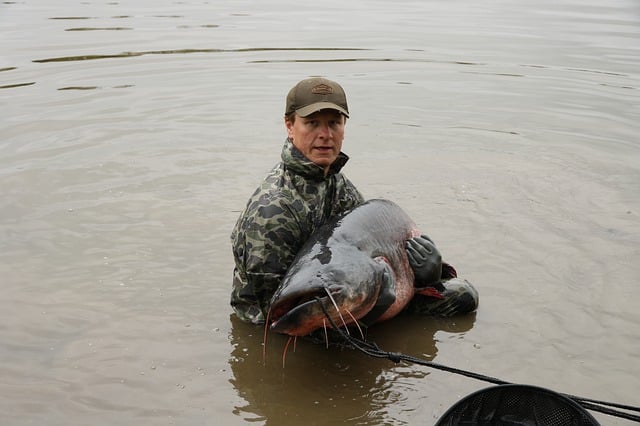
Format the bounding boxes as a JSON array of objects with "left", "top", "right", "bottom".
[{"left": 268, "top": 252, "right": 391, "bottom": 337}]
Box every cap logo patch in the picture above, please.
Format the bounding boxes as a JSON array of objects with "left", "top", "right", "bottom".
[{"left": 311, "top": 84, "right": 333, "bottom": 95}]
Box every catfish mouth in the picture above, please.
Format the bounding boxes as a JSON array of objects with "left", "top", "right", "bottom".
[{"left": 269, "top": 285, "right": 337, "bottom": 329}]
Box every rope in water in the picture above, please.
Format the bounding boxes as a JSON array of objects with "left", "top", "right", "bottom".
[{"left": 315, "top": 299, "right": 640, "bottom": 422}]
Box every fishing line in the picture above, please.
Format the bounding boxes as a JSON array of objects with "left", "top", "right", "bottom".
[{"left": 314, "top": 298, "right": 640, "bottom": 423}]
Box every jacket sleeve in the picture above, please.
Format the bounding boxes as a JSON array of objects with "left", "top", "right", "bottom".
[{"left": 230, "top": 196, "right": 303, "bottom": 323}]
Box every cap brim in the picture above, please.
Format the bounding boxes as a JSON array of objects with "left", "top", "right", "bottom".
[{"left": 296, "top": 102, "right": 349, "bottom": 118}]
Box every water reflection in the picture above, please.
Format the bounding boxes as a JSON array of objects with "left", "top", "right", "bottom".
[{"left": 229, "top": 312, "right": 476, "bottom": 424}]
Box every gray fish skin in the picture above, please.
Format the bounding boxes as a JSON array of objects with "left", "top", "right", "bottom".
[{"left": 268, "top": 199, "right": 420, "bottom": 337}]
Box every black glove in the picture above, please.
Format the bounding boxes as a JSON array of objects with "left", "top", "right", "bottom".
[{"left": 406, "top": 234, "right": 442, "bottom": 286}]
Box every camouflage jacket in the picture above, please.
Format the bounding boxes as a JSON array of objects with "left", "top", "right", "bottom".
[{"left": 230, "top": 138, "right": 365, "bottom": 324}]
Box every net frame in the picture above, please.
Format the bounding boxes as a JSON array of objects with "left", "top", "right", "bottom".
[{"left": 436, "top": 384, "right": 600, "bottom": 425}]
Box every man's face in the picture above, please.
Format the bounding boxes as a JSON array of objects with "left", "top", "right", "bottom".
[{"left": 285, "top": 109, "right": 346, "bottom": 172}]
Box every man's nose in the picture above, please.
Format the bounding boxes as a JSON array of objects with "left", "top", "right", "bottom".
[{"left": 318, "top": 122, "right": 331, "bottom": 137}]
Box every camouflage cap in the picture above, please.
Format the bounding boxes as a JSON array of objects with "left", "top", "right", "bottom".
[{"left": 285, "top": 77, "right": 349, "bottom": 118}]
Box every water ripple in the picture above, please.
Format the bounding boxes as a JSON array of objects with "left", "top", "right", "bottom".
[
  {"left": 32, "top": 47, "right": 368, "bottom": 63},
  {"left": 0, "top": 82, "right": 35, "bottom": 89},
  {"left": 65, "top": 27, "right": 133, "bottom": 31}
]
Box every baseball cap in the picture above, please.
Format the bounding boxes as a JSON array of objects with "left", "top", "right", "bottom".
[{"left": 285, "top": 77, "right": 349, "bottom": 118}]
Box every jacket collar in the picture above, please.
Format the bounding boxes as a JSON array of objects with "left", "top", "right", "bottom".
[{"left": 281, "top": 138, "right": 349, "bottom": 180}]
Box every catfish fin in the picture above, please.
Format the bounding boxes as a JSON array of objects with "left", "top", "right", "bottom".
[{"left": 360, "top": 257, "right": 396, "bottom": 326}]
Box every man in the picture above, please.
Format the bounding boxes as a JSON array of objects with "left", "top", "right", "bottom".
[{"left": 231, "top": 77, "right": 477, "bottom": 325}]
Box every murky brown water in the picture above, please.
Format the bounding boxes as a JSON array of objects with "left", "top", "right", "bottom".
[{"left": 2, "top": 0, "right": 639, "bottom": 424}]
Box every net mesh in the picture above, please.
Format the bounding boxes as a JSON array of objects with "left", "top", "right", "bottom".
[{"left": 436, "top": 384, "right": 600, "bottom": 425}]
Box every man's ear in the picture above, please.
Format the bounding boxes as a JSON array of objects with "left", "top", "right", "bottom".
[{"left": 284, "top": 116, "right": 294, "bottom": 139}]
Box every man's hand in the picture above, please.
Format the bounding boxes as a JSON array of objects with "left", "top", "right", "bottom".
[{"left": 406, "top": 235, "right": 442, "bottom": 286}]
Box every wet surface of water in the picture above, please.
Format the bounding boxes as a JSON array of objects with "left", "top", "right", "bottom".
[{"left": 2, "top": 0, "right": 639, "bottom": 424}]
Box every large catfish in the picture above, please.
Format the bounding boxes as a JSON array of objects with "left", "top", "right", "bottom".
[{"left": 268, "top": 198, "right": 443, "bottom": 337}]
